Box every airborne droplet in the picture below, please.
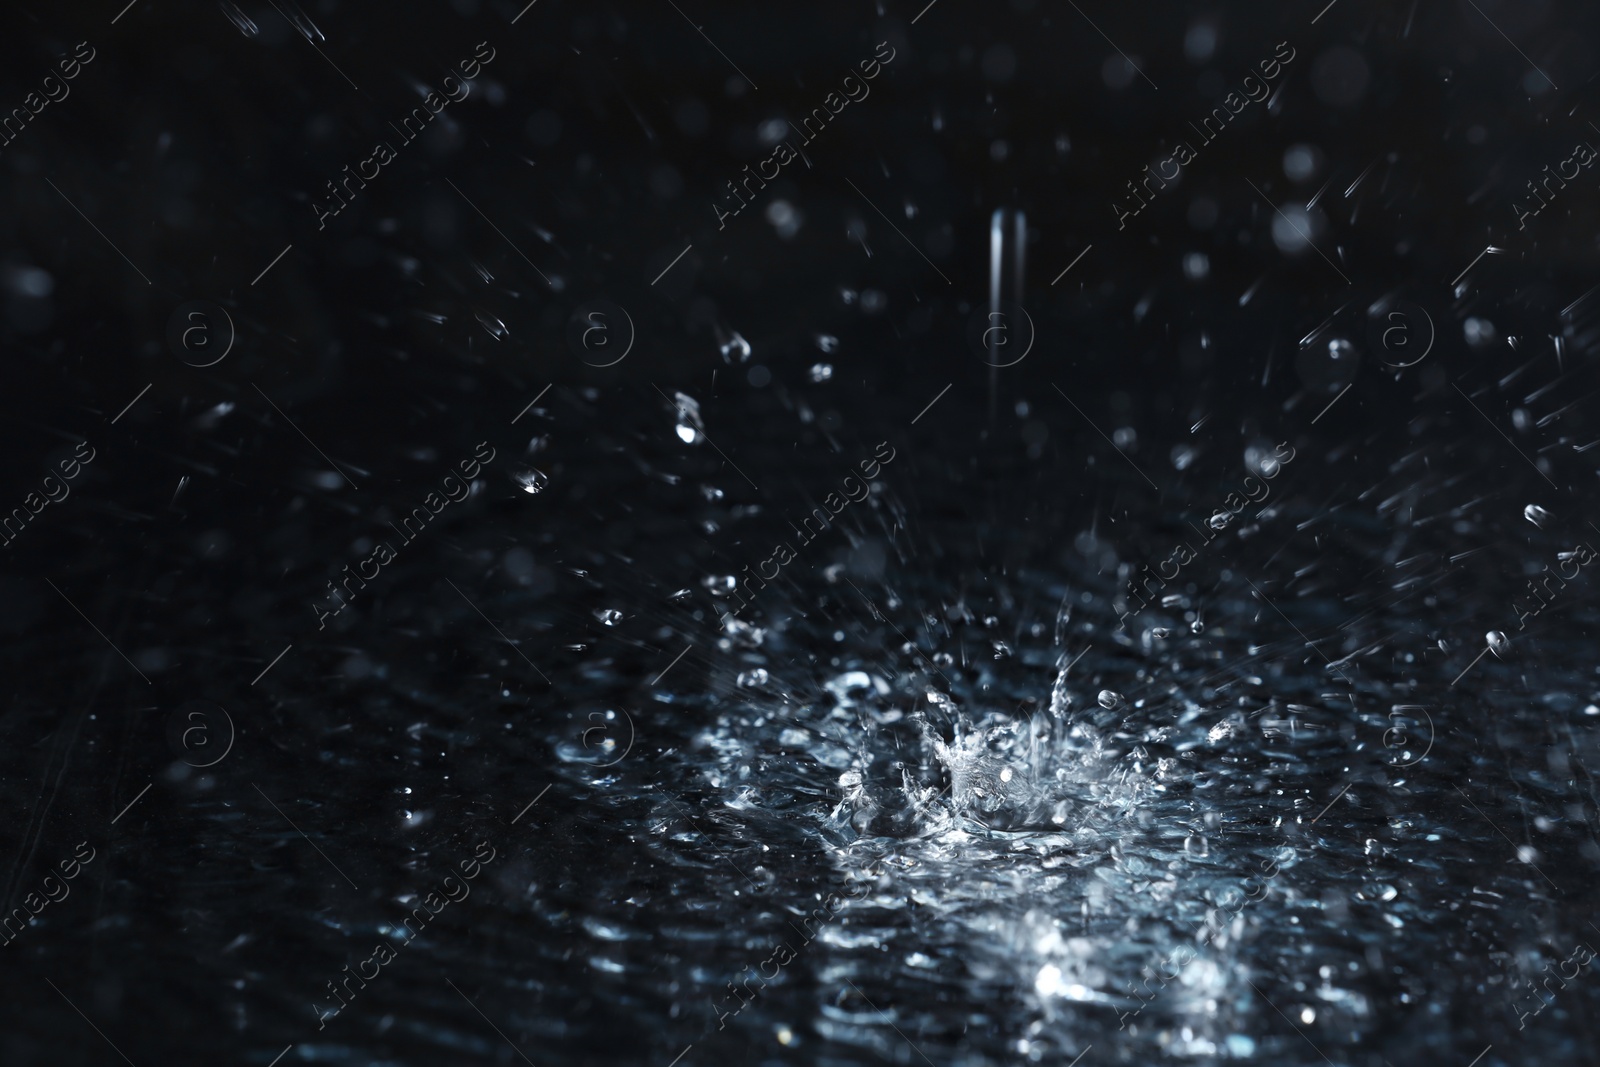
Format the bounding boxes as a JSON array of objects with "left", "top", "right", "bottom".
[
  {"left": 510, "top": 466, "right": 549, "bottom": 494},
  {"left": 219, "top": 0, "right": 260, "bottom": 36},
  {"left": 717, "top": 330, "right": 752, "bottom": 364},
  {"left": 671, "top": 390, "right": 706, "bottom": 445},
  {"left": 474, "top": 310, "right": 509, "bottom": 340},
  {"left": 702, "top": 575, "right": 736, "bottom": 596},
  {"left": 1487, "top": 630, "right": 1510, "bottom": 657}
]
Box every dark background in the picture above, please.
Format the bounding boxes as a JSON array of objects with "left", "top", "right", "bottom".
[{"left": 3, "top": 1, "right": 1600, "bottom": 1065}]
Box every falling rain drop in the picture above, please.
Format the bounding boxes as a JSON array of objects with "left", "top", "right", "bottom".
[
  {"left": 1208, "top": 511, "right": 1233, "bottom": 530},
  {"left": 981, "top": 206, "right": 1028, "bottom": 383},
  {"left": 809, "top": 363, "right": 834, "bottom": 383},
  {"left": 1486, "top": 631, "right": 1510, "bottom": 657},
  {"left": 1524, "top": 504, "right": 1550, "bottom": 528},
  {"left": 737, "top": 668, "right": 769, "bottom": 688},
  {"left": 510, "top": 466, "right": 549, "bottom": 494},
  {"left": 276, "top": 0, "right": 325, "bottom": 42},
  {"left": 475, "top": 310, "right": 509, "bottom": 340},
  {"left": 593, "top": 608, "right": 623, "bottom": 626},
  {"left": 1097, "top": 689, "right": 1124, "bottom": 709},
  {"left": 219, "top": 0, "right": 260, "bottom": 36}
]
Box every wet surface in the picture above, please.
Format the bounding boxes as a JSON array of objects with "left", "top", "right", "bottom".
[{"left": 4, "top": 2, "right": 1600, "bottom": 1066}]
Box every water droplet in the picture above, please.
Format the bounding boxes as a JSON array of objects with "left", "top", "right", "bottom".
[
  {"left": 275, "top": 0, "right": 325, "bottom": 41},
  {"left": 1464, "top": 317, "right": 1496, "bottom": 348},
  {"left": 700, "top": 485, "right": 724, "bottom": 501},
  {"left": 219, "top": 0, "right": 260, "bottom": 36},
  {"left": 1244, "top": 440, "right": 1283, "bottom": 477},
  {"left": 671, "top": 391, "right": 705, "bottom": 445},
  {"left": 737, "top": 668, "right": 769, "bottom": 688},
  {"left": 1150, "top": 627, "right": 1171, "bottom": 639},
  {"left": 510, "top": 466, "right": 549, "bottom": 494},
  {"left": 991, "top": 640, "right": 1012, "bottom": 659},
  {"left": 593, "top": 608, "right": 623, "bottom": 626},
  {"left": 1295, "top": 335, "right": 1361, "bottom": 394},
  {"left": 1487, "top": 630, "right": 1510, "bottom": 657},
  {"left": 1171, "top": 444, "right": 1198, "bottom": 470},
  {"left": 932, "top": 652, "right": 954, "bottom": 667},
  {"left": 717, "top": 330, "right": 752, "bottom": 364},
  {"left": 702, "top": 575, "right": 736, "bottom": 596},
  {"left": 1272, "top": 202, "right": 1324, "bottom": 254},
  {"left": 1190, "top": 619, "right": 1206, "bottom": 634},
  {"left": 815, "top": 334, "right": 839, "bottom": 352},
  {"left": 1208, "top": 511, "right": 1233, "bottom": 530},
  {"left": 668, "top": 588, "right": 692, "bottom": 601},
  {"left": 722, "top": 616, "right": 766, "bottom": 647},
  {"left": 1184, "top": 833, "right": 1209, "bottom": 857},
  {"left": 475, "top": 310, "right": 509, "bottom": 340},
  {"left": 1524, "top": 504, "right": 1551, "bottom": 528},
  {"left": 1097, "top": 689, "right": 1124, "bottom": 709},
  {"left": 809, "top": 363, "right": 834, "bottom": 383}
]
